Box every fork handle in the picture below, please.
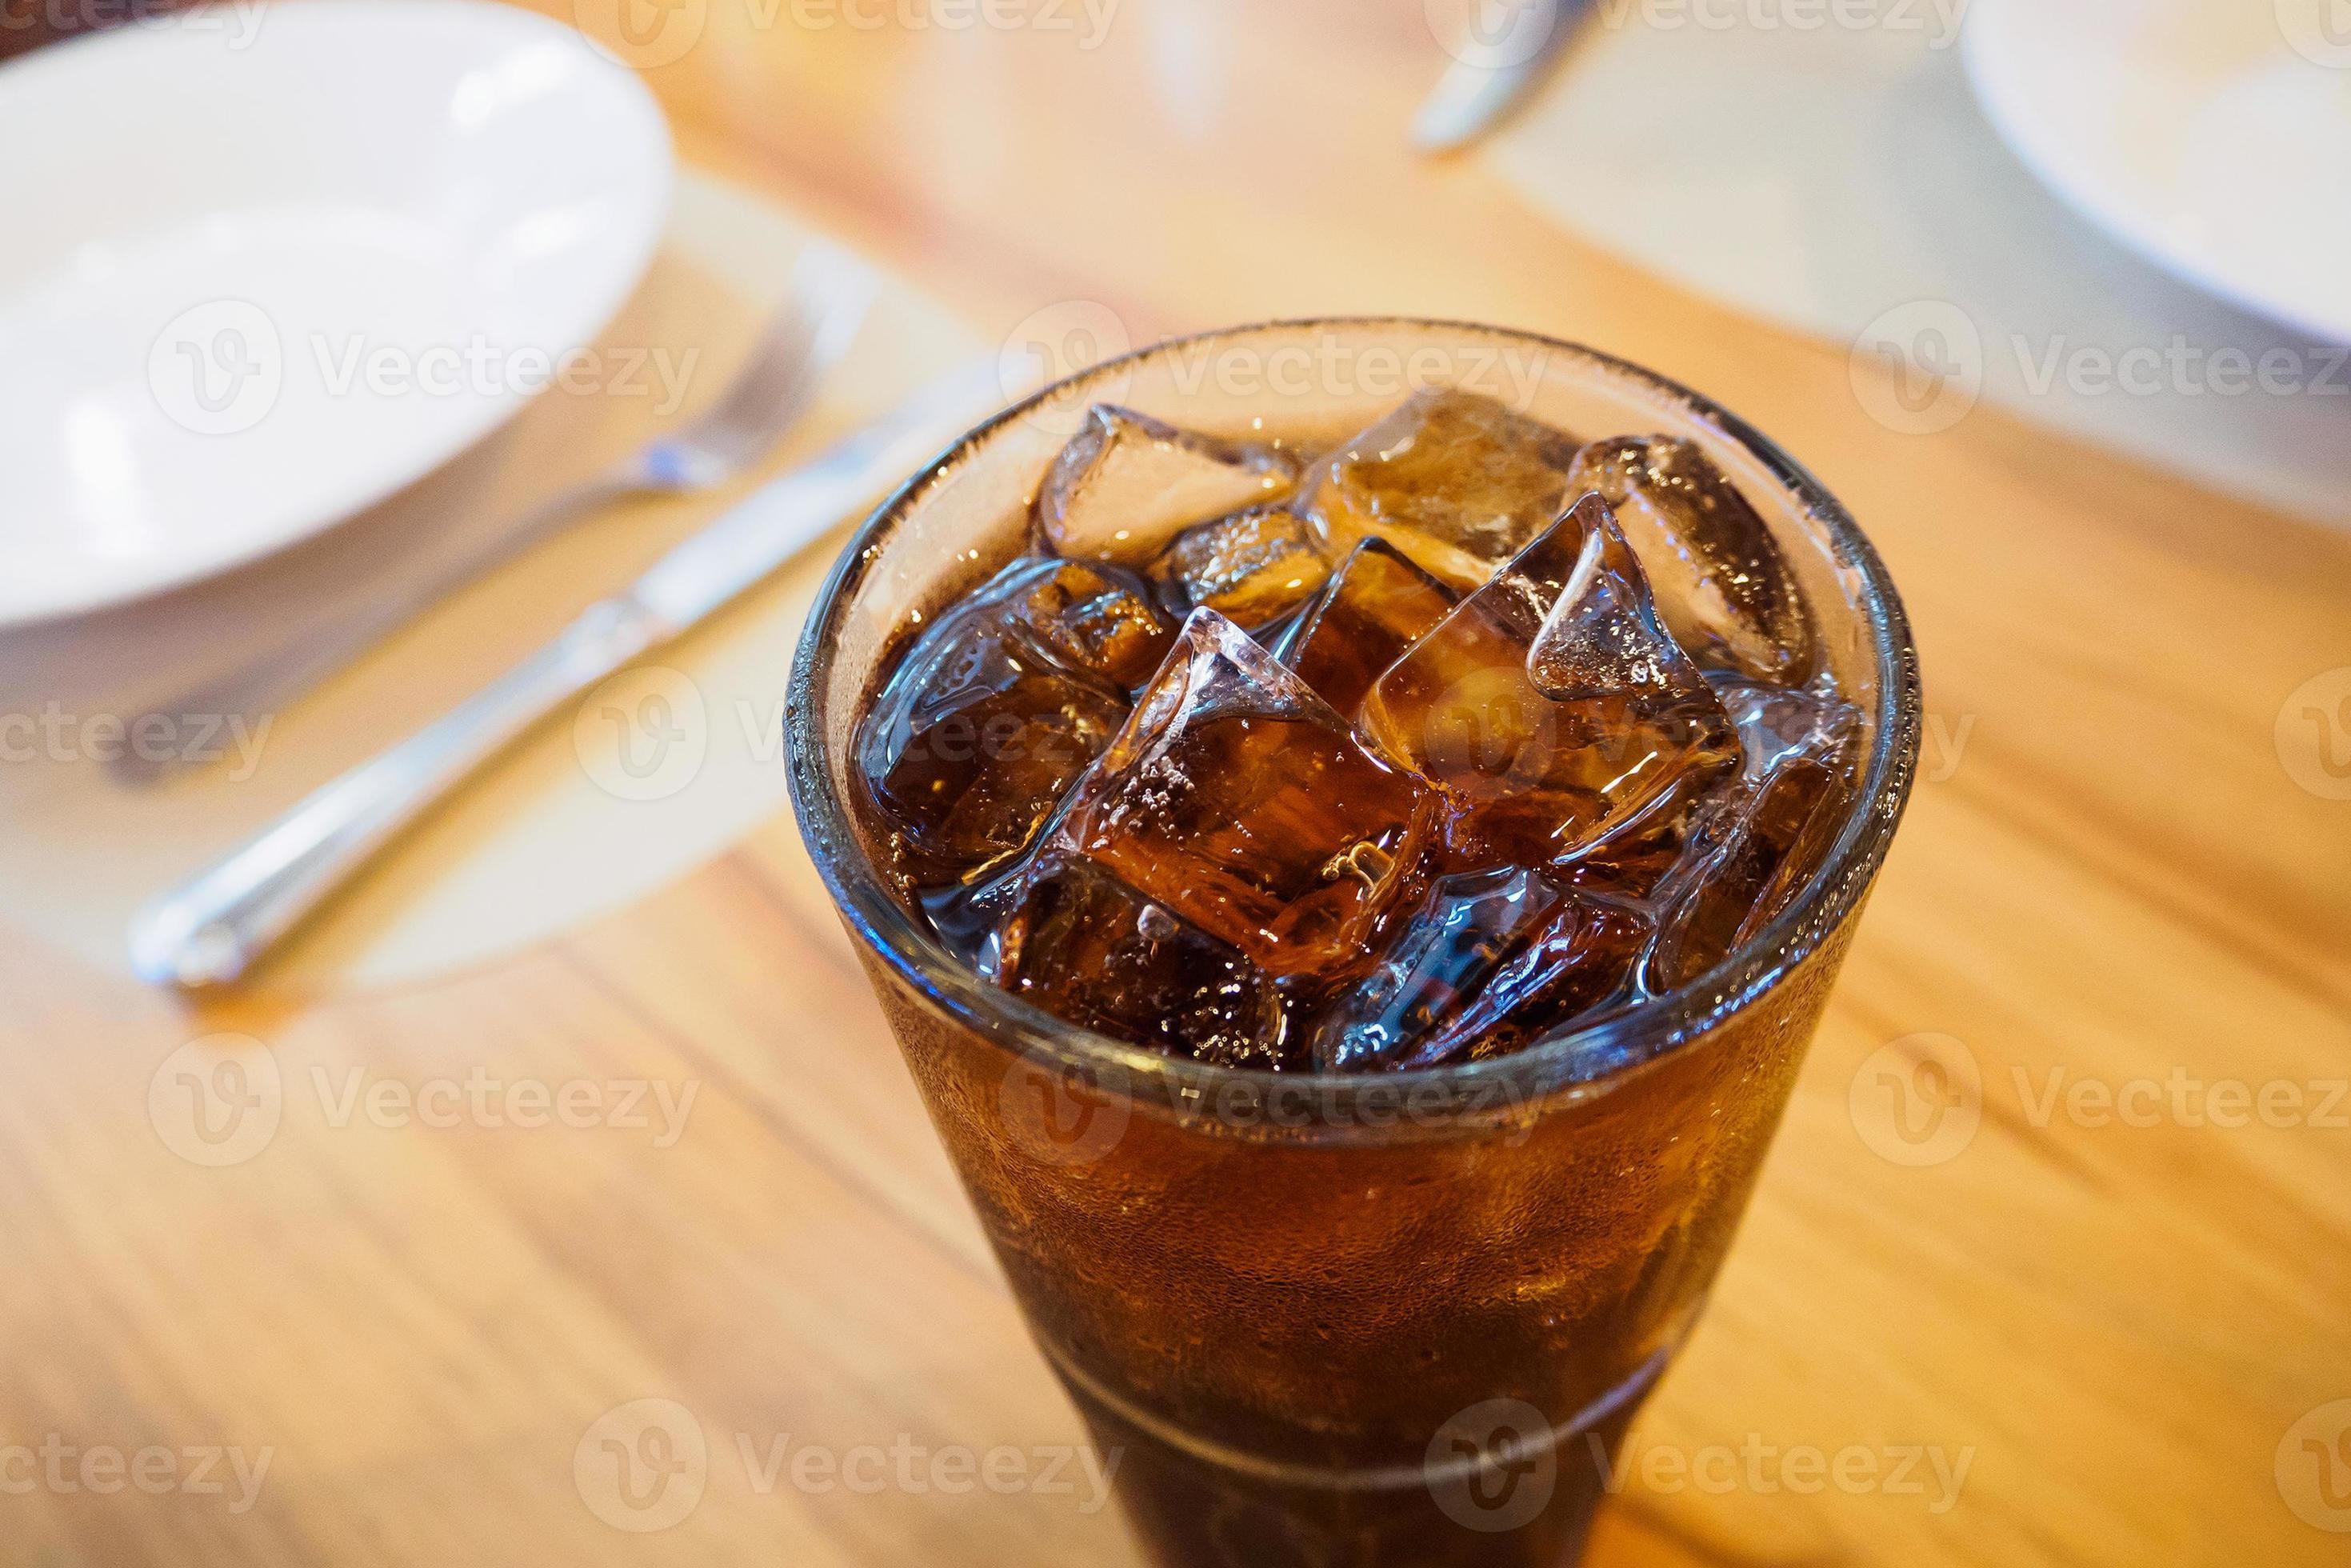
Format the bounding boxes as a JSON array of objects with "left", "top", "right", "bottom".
[{"left": 126, "top": 596, "right": 667, "bottom": 988}]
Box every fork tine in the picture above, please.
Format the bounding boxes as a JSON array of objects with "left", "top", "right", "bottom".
[
  {"left": 694, "top": 298, "right": 823, "bottom": 433},
  {"left": 792, "top": 237, "right": 883, "bottom": 358},
  {"left": 689, "top": 239, "right": 881, "bottom": 454}
]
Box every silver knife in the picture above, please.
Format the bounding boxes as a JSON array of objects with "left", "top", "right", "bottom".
[
  {"left": 127, "top": 356, "right": 1011, "bottom": 990},
  {"left": 1412, "top": 0, "right": 1588, "bottom": 154}
]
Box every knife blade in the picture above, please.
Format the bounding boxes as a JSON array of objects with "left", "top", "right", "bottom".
[{"left": 127, "top": 354, "right": 1016, "bottom": 989}]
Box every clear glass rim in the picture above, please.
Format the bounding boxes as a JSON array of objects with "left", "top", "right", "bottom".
[{"left": 787, "top": 318, "right": 1923, "bottom": 1107}]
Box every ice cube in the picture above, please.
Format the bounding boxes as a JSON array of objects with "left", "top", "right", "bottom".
[
  {"left": 1648, "top": 718, "right": 1861, "bottom": 990},
  {"left": 1297, "top": 387, "right": 1581, "bottom": 590},
  {"left": 986, "top": 855, "right": 1289, "bottom": 1069},
  {"left": 1036, "top": 405, "right": 1299, "bottom": 566},
  {"left": 1713, "top": 674, "right": 1863, "bottom": 780},
  {"left": 1272, "top": 539, "right": 1457, "bottom": 717},
  {"left": 858, "top": 558, "right": 1166, "bottom": 877},
  {"left": 1148, "top": 505, "right": 1332, "bottom": 630},
  {"left": 1566, "top": 435, "right": 1817, "bottom": 682},
  {"left": 1045, "top": 608, "right": 1437, "bottom": 978},
  {"left": 1307, "top": 866, "right": 1562, "bottom": 1073},
  {"left": 1405, "top": 889, "right": 1653, "bottom": 1069},
  {"left": 1557, "top": 678, "right": 1861, "bottom": 906},
  {"left": 1549, "top": 806, "right": 1722, "bottom": 905},
  {"left": 918, "top": 862, "right": 1030, "bottom": 971},
  {"left": 1001, "top": 556, "right": 1184, "bottom": 690},
  {"left": 1525, "top": 497, "right": 1724, "bottom": 710},
  {"left": 1360, "top": 496, "right": 1741, "bottom": 871}
]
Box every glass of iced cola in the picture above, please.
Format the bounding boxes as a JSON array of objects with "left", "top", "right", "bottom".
[{"left": 787, "top": 321, "right": 1921, "bottom": 1566}]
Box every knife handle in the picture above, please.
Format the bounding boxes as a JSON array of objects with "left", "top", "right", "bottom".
[{"left": 126, "top": 597, "right": 666, "bottom": 989}]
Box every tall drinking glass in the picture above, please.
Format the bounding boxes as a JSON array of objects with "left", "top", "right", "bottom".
[{"left": 787, "top": 321, "right": 1921, "bottom": 1566}]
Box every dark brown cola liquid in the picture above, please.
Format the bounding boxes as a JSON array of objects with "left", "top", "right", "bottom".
[{"left": 834, "top": 384, "right": 1881, "bottom": 1567}]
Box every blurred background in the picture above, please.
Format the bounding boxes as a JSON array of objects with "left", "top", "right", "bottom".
[{"left": 1, "top": 1, "right": 2347, "bottom": 1563}]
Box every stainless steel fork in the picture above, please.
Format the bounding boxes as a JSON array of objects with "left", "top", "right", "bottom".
[{"left": 112, "top": 240, "right": 881, "bottom": 786}]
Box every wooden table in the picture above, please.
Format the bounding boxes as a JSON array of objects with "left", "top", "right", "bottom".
[{"left": 7, "top": 4, "right": 2349, "bottom": 1563}]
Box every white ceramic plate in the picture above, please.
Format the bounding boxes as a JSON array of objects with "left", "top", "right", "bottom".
[
  {"left": 1964, "top": 0, "right": 2351, "bottom": 348},
  {"left": 0, "top": 0, "right": 672, "bottom": 627}
]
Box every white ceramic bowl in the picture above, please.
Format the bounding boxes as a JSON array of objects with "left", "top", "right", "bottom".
[{"left": 0, "top": 0, "right": 674, "bottom": 626}]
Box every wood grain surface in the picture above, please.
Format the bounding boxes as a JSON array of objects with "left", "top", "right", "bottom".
[{"left": 5, "top": 3, "right": 2349, "bottom": 1564}]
